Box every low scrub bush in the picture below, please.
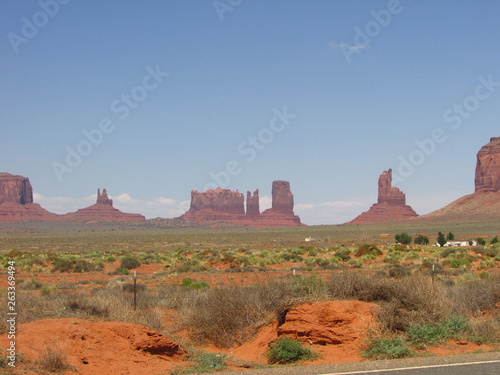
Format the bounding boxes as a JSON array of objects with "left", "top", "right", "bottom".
[
  {"left": 37, "top": 344, "right": 73, "bottom": 373},
  {"left": 120, "top": 255, "right": 141, "bottom": 270},
  {"left": 355, "top": 245, "right": 382, "bottom": 257},
  {"left": 267, "top": 337, "right": 317, "bottom": 364},
  {"left": 362, "top": 336, "right": 414, "bottom": 360},
  {"left": 181, "top": 281, "right": 289, "bottom": 348}
]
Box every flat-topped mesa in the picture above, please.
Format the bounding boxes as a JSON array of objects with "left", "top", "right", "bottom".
[
  {"left": 378, "top": 169, "right": 406, "bottom": 205},
  {"left": 0, "top": 173, "right": 59, "bottom": 221},
  {"left": 96, "top": 188, "right": 113, "bottom": 205},
  {"left": 349, "top": 169, "right": 418, "bottom": 224},
  {"left": 0, "top": 173, "right": 33, "bottom": 205},
  {"left": 475, "top": 136, "right": 500, "bottom": 193},
  {"left": 246, "top": 189, "right": 260, "bottom": 216},
  {"left": 188, "top": 188, "right": 245, "bottom": 215}
]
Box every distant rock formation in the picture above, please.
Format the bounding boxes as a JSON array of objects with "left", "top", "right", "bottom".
[
  {"left": 475, "top": 137, "right": 500, "bottom": 193},
  {"left": 258, "top": 181, "right": 303, "bottom": 227},
  {"left": 0, "top": 173, "right": 59, "bottom": 221},
  {"left": 179, "top": 188, "right": 245, "bottom": 222},
  {"left": 96, "top": 188, "right": 113, "bottom": 205},
  {"left": 64, "top": 188, "right": 145, "bottom": 222},
  {"left": 349, "top": 169, "right": 418, "bottom": 224},
  {"left": 422, "top": 137, "right": 500, "bottom": 221},
  {"left": 246, "top": 189, "right": 260, "bottom": 217},
  {"left": 179, "top": 181, "right": 303, "bottom": 227}
]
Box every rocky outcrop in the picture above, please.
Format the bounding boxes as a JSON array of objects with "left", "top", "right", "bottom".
[
  {"left": 378, "top": 169, "right": 405, "bottom": 205},
  {"left": 65, "top": 188, "right": 145, "bottom": 222},
  {"left": 179, "top": 188, "right": 245, "bottom": 222},
  {"left": 179, "top": 181, "right": 303, "bottom": 227},
  {"left": 475, "top": 137, "right": 500, "bottom": 193},
  {"left": 96, "top": 188, "right": 113, "bottom": 205},
  {"left": 349, "top": 169, "right": 418, "bottom": 223},
  {"left": 271, "top": 180, "right": 294, "bottom": 214},
  {"left": 0, "top": 173, "right": 59, "bottom": 221},
  {"left": 258, "top": 181, "right": 302, "bottom": 227},
  {"left": 0, "top": 173, "right": 33, "bottom": 205},
  {"left": 246, "top": 189, "right": 260, "bottom": 217},
  {"left": 422, "top": 137, "right": 500, "bottom": 221}
]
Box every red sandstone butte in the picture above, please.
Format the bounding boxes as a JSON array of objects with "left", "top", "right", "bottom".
[
  {"left": 349, "top": 169, "right": 418, "bottom": 224},
  {"left": 0, "top": 173, "right": 59, "bottom": 221},
  {"left": 422, "top": 137, "right": 500, "bottom": 220},
  {"left": 64, "top": 188, "right": 145, "bottom": 222},
  {"left": 179, "top": 181, "right": 303, "bottom": 227},
  {"left": 179, "top": 188, "right": 246, "bottom": 222},
  {"left": 257, "top": 180, "right": 303, "bottom": 227}
]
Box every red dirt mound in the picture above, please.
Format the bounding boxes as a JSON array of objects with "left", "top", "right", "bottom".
[
  {"left": 1, "top": 318, "right": 187, "bottom": 374},
  {"left": 231, "top": 300, "right": 379, "bottom": 364}
]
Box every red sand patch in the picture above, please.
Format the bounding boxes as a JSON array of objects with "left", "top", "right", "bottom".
[{"left": 0, "top": 318, "right": 187, "bottom": 375}]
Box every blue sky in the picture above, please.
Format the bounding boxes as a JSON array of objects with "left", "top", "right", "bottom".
[{"left": 1, "top": 0, "right": 499, "bottom": 224}]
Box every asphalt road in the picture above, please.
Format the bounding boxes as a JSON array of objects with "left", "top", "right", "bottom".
[{"left": 219, "top": 352, "right": 500, "bottom": 375}]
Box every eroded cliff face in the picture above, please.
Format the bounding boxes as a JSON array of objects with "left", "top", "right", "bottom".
[
  {"left": 349, "top": 169, "right": 418, "bottom": 224},
  {"left": 475, "top": 137, "right": 500, "bottom": 193},
  {"left": 0, "top": 173, "right": 33, "bottom": 205}
]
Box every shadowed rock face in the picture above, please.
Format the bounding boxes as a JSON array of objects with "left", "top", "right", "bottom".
[
  {"left": 349, "top": 169, "right": 418, "bottom": 224},
  {"left": 0, "top": 173, "right": 33, "bottom": 205},
  {"left": 475, "top": 137, "right": 500, "bottom": 193}
]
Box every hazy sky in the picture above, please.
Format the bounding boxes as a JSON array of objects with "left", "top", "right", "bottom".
[{"left": 1, "top": 0, "right": 499, "bottom": 225}]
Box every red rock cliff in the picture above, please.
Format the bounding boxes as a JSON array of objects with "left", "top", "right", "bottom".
[
  {"left": 475, "top": 137, "right": 500, "bottom": 193},
  {"left": 0, "top": 173, "right": 34, "bottom": 205}
]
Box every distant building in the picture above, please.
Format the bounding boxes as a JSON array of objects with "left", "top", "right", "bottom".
[{"left": 443, "top": 240, "right": 477, "bottom": 247}]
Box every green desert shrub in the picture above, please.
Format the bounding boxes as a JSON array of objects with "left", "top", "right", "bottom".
[
  {"left": 362, "top": 337, "right": 414, "bottom": 360},
  {"left": 120, "top": 255, "right": 141, "bottom": 270},
  {"left": 267, "top": 337, "right": 317, "bottom": 364}
]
